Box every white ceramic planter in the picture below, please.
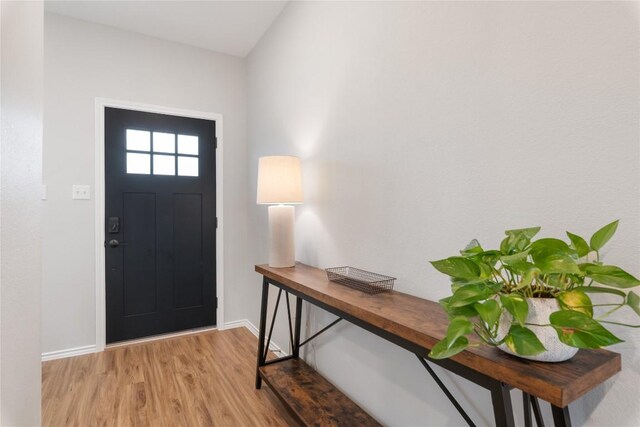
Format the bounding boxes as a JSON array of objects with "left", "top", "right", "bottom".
[{"left": 497, "top": 297, "right": 579, "bottom": 362}]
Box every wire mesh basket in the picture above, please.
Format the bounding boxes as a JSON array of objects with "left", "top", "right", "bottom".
[{"left": 325, "top": 267, "right": 396, "bottom": 294}]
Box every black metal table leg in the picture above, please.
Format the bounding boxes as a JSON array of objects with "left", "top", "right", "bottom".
[
  {"left": 255, "top": 277, "right": 269, "bottom": 389},
  {"left": 417, "top": 356, "right": 476, "bottom": 427},
  {"left": 293, "top": 297, "right": 302, "bottom": 358},
  {"left": 523, "top": 392, "right": 532, "bottom": 427},
  {"left": 552, "top": 405, "right": 571, "bottom": 427},
  {"left": 490, "top": 381, "right": 515, "bottom": 427},
  {"left": 531, "top": 395, "right": 545, "bottom": 427},
  {"left": 285, "top": 292, "right": 295, "bottom": 351}
]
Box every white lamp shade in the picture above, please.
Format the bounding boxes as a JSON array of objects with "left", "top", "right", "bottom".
[{"left": 256, "top": 156, "right": 303, "bottom": 204}]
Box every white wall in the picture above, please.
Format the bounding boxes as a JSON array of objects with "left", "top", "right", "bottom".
[
  {"left": 1, "top": 1, "right": 44, "bottom": 425},
  {"left": 247, "top": 2, "right": 640, "bottom": 426},
  {"left": 42, "top": 14, "right": 251, "bottom": 353}
]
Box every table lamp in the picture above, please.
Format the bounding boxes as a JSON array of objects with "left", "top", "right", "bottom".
[{"left": 257, "top": 156, "right": 303, "bottom": 268}]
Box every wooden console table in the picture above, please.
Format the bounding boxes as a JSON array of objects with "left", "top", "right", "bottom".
[{"left": 255, "top": 263, "right": 621, "bottom": 427}]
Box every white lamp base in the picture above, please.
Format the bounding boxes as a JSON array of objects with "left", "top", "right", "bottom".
[{"left": 268, "top": 205, "right": 295, "bottom": 268}]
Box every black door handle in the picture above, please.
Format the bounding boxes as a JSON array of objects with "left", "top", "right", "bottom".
[{"left": 108, "top": 239, "right": 128, "bottom": 248}]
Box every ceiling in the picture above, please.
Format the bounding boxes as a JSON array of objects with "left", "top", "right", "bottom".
[{"left": 44, "top": 1, "right": 288, "bottom": 57}]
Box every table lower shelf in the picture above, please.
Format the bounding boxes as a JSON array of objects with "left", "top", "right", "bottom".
[{"left": 259, "top": 358, "right": 381, "bottom": 427}]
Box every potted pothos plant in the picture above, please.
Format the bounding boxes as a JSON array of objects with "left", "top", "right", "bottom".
[{"left": 429, "top": 220, "right": 640, "bottom": 362}]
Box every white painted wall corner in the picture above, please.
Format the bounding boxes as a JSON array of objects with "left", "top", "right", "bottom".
[{"left": 221, "top": 319, "right": 286, "bottom": 356}]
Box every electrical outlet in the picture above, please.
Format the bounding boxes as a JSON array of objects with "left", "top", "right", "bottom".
[{"left": 72, "top": 185, "right": 91, "bottom": 200}]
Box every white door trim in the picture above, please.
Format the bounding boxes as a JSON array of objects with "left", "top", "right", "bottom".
[{"left": 94, "top": 97, "right": 224, "bottom": 352}]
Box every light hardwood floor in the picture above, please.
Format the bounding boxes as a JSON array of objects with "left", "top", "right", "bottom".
[{"left": 42, "top": 327, "right": 298, "bottom": 426}]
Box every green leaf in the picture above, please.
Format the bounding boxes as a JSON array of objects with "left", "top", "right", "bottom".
[
  {"left": 566, "top": 232, "right": 590, "bottom": 258},
  {"left": 430, "top": 316, "right": 473, "bottom": 359},
  {"left": 428, "top": 336, "right": 469, "bottom": 359},
  {"left": 474, "top": 300, "right": 501, "bottom": 328},
  {"left": 439, "top": 296, "right": 477, "bottom": 318},
  {"left": 506, "top": 227, "right": 541, "bottom": 239},
  {"left": 449, "top": 283, "right": 501, "bottom": 308},
  {"left": 500, "top": 227, "right": 540, "bottom": 255},
  {"left": 557, "top": 290, "right": 593, "bottom": 317},
  {"left": 530, "top": 238, "right": 577, "bottom": 259},
  {"left": 501, "top": 251, "right": 540, "bottom": 278},
  {"left": 430, "top": 257, "right": 481, "bottom": 280},
  {"left": 460, "top": 239, "right": 483, "bottom": 257},
  {"left": 475, "top": 262, "right": 496, "bottom": 280},
  {"left": 499, "top": 237, "right": 513, "bottom": 255},
  {"left": 513, "top": 267, "right": 541, "bottom": 290},
  {"left": 445, "top": 316, "right": 474, "bottom": 343},
  {"left": 590, "top": 220, "right": 619, "bottom": 251},
  {"left": 450, "top": 277, "right": 489, "bottom": 292},
  {"left": 626, "top": 291, "right": 640, "bottom": 317},
  {"left": 583, "top": 264, "right": 640, "bottom": 289},
  {"left": 572, "top": 286, "right": 626, "bottom": 299},
  {"left": 500, "top": 294, "right": 529, "bottom": 326},
  {"left": 536, "top": 253, "right": 581, "bottom": 275},
  {"left": 450, "top": 279, "right": 468, "bottom": 292},
  {"left": 500, "top": 251, "right": 530, "bottom": 267},
  {"left": 473, "top": 250, "right": 502, "bottom": 267},
  {"left": 529, "top": 239, "right": 580, "bottom": 275},
  {"left": 504, "top": 325, "right": 546, "bottom": 356},
  {"left": 578, "top": 262, "right": 595, "bottom": 272},
  {"left": 550, "top": 310, "right": 623, "bottom": 348}
]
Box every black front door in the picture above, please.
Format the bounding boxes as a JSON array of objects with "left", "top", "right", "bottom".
[{"left": 105, "top": 107, "right": 216, "bottom": 344}]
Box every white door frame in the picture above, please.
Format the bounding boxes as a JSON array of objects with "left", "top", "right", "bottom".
[{"left": 94, "top": 98, "right": 224, "bottom": 351}]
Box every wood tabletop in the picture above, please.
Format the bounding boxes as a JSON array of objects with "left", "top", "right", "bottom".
[{"left": 256, "top": 262, "right": 621, "bottom": 408}]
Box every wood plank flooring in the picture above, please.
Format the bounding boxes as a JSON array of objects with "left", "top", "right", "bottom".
[{"left": 42, "top": 327, "right": 299, "bottom": 426}]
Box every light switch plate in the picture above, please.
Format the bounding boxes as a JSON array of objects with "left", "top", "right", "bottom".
[
  {"left": 72, "top": 185, "right": 91, "bottom": 200},
  {"left": 41, "top": 184, "right": 48, "bottom": 200}
]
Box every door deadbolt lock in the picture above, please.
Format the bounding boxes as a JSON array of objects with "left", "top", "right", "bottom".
[{"left": 108, "top": 217, "right": 120, "bottom": 233}]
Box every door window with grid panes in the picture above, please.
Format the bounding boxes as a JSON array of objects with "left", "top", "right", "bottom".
[{"left": 126, "top": 130, "right": 199, "bottom": 177}]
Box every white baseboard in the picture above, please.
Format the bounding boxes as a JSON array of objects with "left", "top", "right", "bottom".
[
  {"left": 41, "top": 345, "right": 97, "bottom": 362},
  {"left": 222, "top": 319, "right": 287, "bottom": 356},
  {"left": 42, "top": 319, "right": 285, "bottom": 361},
  {"left": 221, "top": 319, "right": 253, "bottom": 330}
]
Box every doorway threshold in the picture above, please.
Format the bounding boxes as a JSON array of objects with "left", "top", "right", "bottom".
[{"left": 105, "top": 325, "right": 218, "bottom": 350}]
